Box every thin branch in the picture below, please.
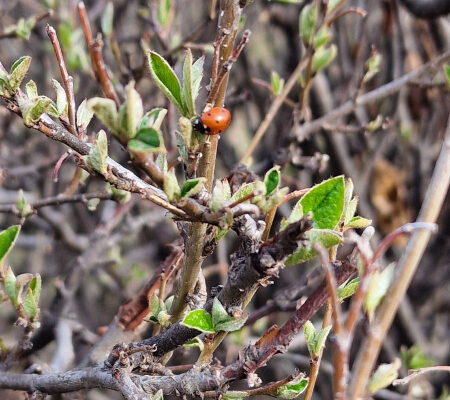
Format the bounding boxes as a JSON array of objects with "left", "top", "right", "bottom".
[
  {"left": 295, "top": 50, "right": 450, "bottom": 141},
  {"left": 393, "top": 366, "right": 450, "bottom": 386},
  {"left": 0, "top": 191, "right": 113, "bottom": 217},
  {"left": 240, "top": 55, "right": 310, "bottom": 164},
  {"left": 46, "top": 25, "right": 77, "bottom": 136},
  {"left": 77, "top": 2, "right": 120, "bottom": 108},
  {"left": 349, "top": 119, "right": 450, "bottom": 399}
]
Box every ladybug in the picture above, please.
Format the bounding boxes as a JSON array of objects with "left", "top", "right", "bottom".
[{"left": 193, "top": 107, "right": 231, "bottom": 135}]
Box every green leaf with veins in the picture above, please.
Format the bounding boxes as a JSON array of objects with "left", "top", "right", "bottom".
[{"left": 181, "top": 310, "right": 215, "bottom": 333}]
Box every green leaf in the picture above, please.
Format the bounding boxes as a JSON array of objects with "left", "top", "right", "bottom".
[
  {"left": 277, "top": 375, "right": 309, "bottom": 399},
  {"left": 125, "top": 81, "right": 144, "bottom": 139},
  {"left": 444, "top": 64, "right": 450, "bottom": 87},
  {"left": 230, "top": 181, "right": 263, "bottom": 204},
  {"left": 22, "top": 96, "right": 55, "bottom": 126},
  {"left": 223, "top": 392, "right": 248, "bottom": 400},
  {"left": 299, "top": 176, "right": 345, "bottom": 229},
  {"left": 344, "top": 197, "right": 358, "bottom": 226},
  {"left": 183, "top": 337, "right": 204, "bottom": 351},
  {"left": 4, "top": 266, "right": 18, "bottom": 307},
  {"left": 210, "top": 179, "right": 232, "bottom": 212},
  {"left": 87, "top": 130, "right": 108, "bottom": 175},
  {"left": 328, "top": 0, "right": 344, "bottom": 12},
  {"left": 212, "top": 298, "right": 247, "bottom": 332},
  {"left": 368, "top": 359, "right": 401, "bottom": 394},
  {"left": 163, "top": 168, "right": 180, "bottom": 201},
  {"left": 180, "top": 178, "right": 206, "bottom": 199},
  {"left": 264, "top": 166, "right": 280, "bottom": 196},
  {"left": 181, "top": 309, "right": 215, "bottom": 333},
  {"left": 337, "top": 278, "right": 360, "bottom": 301},
  {"left": 175, "top": 130, "right": 188, "bottom": 164},
  {"left": 101, "top": 2, "right": 114, "bottom": 37},
  {"left": 281, "top": 201, "right": 303, "bottom": 231},
  {"left": 270, "top": 71, "right": 284, "bottom": 95},
  {"left": 140, "top": 108, "right": 167, "bottom": 131},
  {"left": 0, "top": 225, "right": 21, "bottom": 266},
  {"left": 157, "top": 0, "right": 171, "bottom": 27},
  {"left": 51, "top": 79, "right": 68, "bottom": 116},
  {"left": 364, "top": 263, "right": 395, "bottom": 320},
  {"left": 299, "top": 3, "right": 318, "bottom": 45},
  {"left": 286, "top": 229, "right": 343, "bottom": 265},
  {"left": 147, "top": 51, "right": 184, "bottom": 115},
  {"left": 128, "top": 127, "right": 166, "bottom": 154},
  {"left": 9, "top": 56, "right": 31, "bottom": 92},
  {"left": 107, "top": 185, "right": 131, "bottom": 204},
  {"left": 312, "top": 45, "right": 337, "bottom": 73},
  {"left": 363, "top": 52, "right": 381, "bottom": 83},
  {"left": 87, "top": 97, "right": 119, "bottom": 135},
  {"left": 400, "top": 345, "right": 434, "bottom": 370},
  {"left": 313, "top": 26, "right": 332, "bottom": 49},
  {"left": 181, "top": 49, "right": 204, "bottom": 117},
  {"left": 303, "top": 320, "right": 316, "bottom": 358},
  {"left": 25, "top": 80, "right": 38, "bottom": 99},
  {"left": 16, "top": 189, "right": 33, "bottom": 218},
  {"left": 76, "top": 99, "right": 94, "bottom": 131},
  {"left": 313, "top": 325, "right": 332, "bottom": 356},
  {"left": 345, "top": 216, "right": 372, "bottom": 229},
  {"left": 23, "top": 275, "right": 41, "bottom": 321}
]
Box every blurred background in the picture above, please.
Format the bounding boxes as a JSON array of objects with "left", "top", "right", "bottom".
[{"left": 0, "top": 0, "right": 449, "bottom": 399}]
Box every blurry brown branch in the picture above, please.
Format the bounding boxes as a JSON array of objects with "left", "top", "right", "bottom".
[
  {"left": 46, "top": 25, "right": 77, "bottom": 136},
  {"left": 78, "top": 2, "right": 120, "bottom": 107},
  {"left": 0, "top": 191, "right": 113, "bottom": 217}
]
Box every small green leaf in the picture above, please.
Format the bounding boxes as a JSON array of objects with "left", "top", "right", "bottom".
[
  {"left": 181, "top": 49, "right": 204, "bottom": 117},
  {"left": 345, "top": 216, "right": 372, "bottom": 229},
  {"left": 87, "top": 130, "right": 108, "bottom": 175},
  {"left": 125, "top": 81, "right": 144, "bottom": 139},
  {"left": 444, "top": 64, "right": 450, "bottom": 87},
  {"left": 181, "top": 309, "right": 215, "bottom": 333},
  {"left": 312, "top": 45, "right": 337, "bottom": 73},
  {"left": 299, "top": 3, "right": 318, "bottom": 45},
  {"left": 175, "top": 130, "right": 188, "bottom": 164},
  {"left": 0, "top": 225, "right": 21, "bottom": 266},
  {"left": 210, "top": 179, "right": 232, "bottom": 212},
  {"left": 364, "top": 263, "right": 395, "bottom": 320},
  {"left": 180, "top": 178, "right": 206, "bottom": 199},
  {"left": 52, "top": 79, "right": 68, "bottom": 116},
  {"left": 211, "top": 298, "right": 247, "bottom": 332},
  {"left": 328, "top": 0, "right": 344, "bottom": 12},
  {"left": 183, "top": 337, "right": 204, "bottom": 351},
  {"left": 163, "top": 168, "right": 180, "bottom": 201},
  {"left": 338, "top": 278, "right": 360, "bottom": 301},
  {"left": 25, "top": 80, "right": 38, "bottom": 99},
  {"left": 150, "top": 293, "right": 163, "bottom": 317},
  {"left": 368, "top": 359, "right": 401, "bottom": 394},
  {"left": 9, "top": 56, "right": 32, "bottom": 92},
  {"left": 230, "top": 181, "right": 263, "bottom": 204},
  {"left": 87, "top": 198, "right": 100, "bottom": 211},
  {"left": 164, "top": 295, "right": 174, "bottom": 312},
  {"left": 87, "top": 97, "right": 119, "bottom": 135},
  {"left": 400, "top": 345, "right": 434, "bottom": 370},
  {"left": 303, "top": 320, "right": 316, "bottom": 358},
  {"left": 4, "top": 266, "right": 18, "bottom": 307},
  {"left": 298, "top": 176, "right": 345, "bottom": 229},
  {"left": 363, "top": 52, "right": 381, "bottom": 83},
  {"left": 16, "top": 189, "right": 33, "bottom": 218},
  {"left": 128, "top": 127, "right": 166, "bottom": 154},
  {"left": 76, "top": 99, "right": 94, "bottom": 131},
  {"left": 264, "top": 166, "right": 280, "bottom": 196},
  {"left": 107, "top": 185, "right": 131, "bottom": 204},
  {"left": 101, "top": 2, "right": 114, "bottom": 37},
  {"left": 270, "top": 71, "right": 284, "bottom": 95},
  {"left": 23, "top": 275, "right": 41, "bottom": 321},
  {"left": 157, "top": 0, "right": 171, "bottom": 27},
  {"left": 286, "top": 229, "right": 343, "bottom": 265},
  {"left": 147, "top": 51, "right": 184, "bottom": 115},
  {"left": 344, "top": 196, "right": 358, "bottom": 226},
  {"left": 140, "top": 108, "right": 167, "bottom": 131},
  {"left": 366, "top": 115, "right": 383, "bottom": 132},
  {"left": 22, "top": 96, "right": 55, "bottom": 126},
  {"left": 313, "top": 26, "right": 332, "bottom": 49},
  {"left": 223, "top": 392, "right": 247, "bottom": 400},
  {"left": 313, "top": 325, "right": 332, "bottom": 356},
  {"left": 277, "top": 374, "right": 309, "bottom": 399}
]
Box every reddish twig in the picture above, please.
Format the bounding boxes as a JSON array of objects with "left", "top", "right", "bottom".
[{"left": 46, "top": 25, "right": 77, "bottom": 136}]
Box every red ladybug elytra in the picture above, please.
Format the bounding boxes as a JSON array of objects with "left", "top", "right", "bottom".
[{"left": 200, "top": 107, "right": 231, "bottom": 135}]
